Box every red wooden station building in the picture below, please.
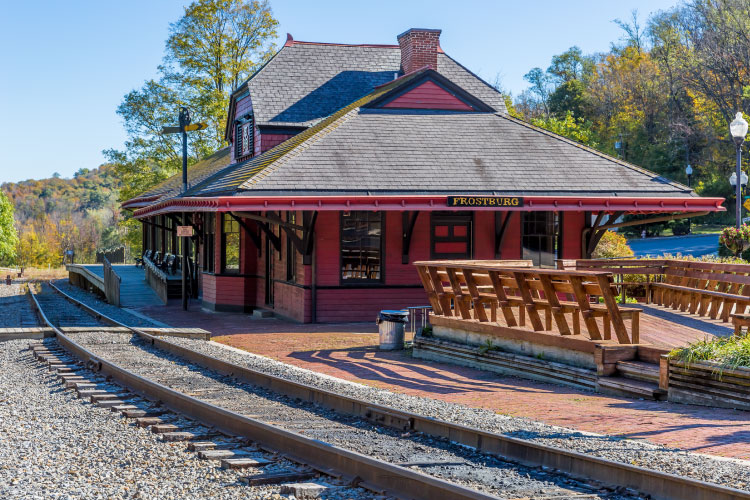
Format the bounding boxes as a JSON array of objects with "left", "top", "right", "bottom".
[{"left": 123, "top": 28, "right": 724, "bottom": 323}]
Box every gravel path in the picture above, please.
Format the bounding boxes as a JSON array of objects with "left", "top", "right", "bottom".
[
  {"left": 64, "top": 331, "right": 642, "bottom": 499},
  {"left": 52, "top": 280, "right": 160, "bottom": 328},
  {"left": 0, "top": 340, "right": 368, "bottom": 500},
  {"left": 158, "top": 337, "right": 750, "bottom": 491}
]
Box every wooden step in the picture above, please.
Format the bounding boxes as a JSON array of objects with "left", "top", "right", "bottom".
[
  {"left": 616, "top": 360, "right": 659, "bottom": 384},
  {"left": 597, "top": 376, "right": 666, "bottom": 400}
]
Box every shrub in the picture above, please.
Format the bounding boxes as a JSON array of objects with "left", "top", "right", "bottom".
[
  {"left": 592, "top": 231, "right": 634, "bottom": 259},
  {"left": 669, "top": 335, "right": 750, "bottom": 372},
  {"left": 670, "top": 219, "right": 691, "bottom": 236}
]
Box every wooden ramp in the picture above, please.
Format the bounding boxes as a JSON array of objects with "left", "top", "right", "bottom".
[{"left": 68, "top": 264, "right": 162, "bottom": 309}]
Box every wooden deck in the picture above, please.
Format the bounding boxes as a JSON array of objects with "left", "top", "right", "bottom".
[{"left": 68, "top": 264, "right": 161, "bottom": 308}]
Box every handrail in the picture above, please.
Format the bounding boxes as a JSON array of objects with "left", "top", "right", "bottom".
[
  {"left": 143, "top": 255, "right": 168, "bottom": 304},
  {"left": 102, "top": 256, "right": 122, "bottom": 307}
]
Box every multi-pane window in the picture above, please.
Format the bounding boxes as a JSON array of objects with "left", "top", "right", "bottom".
[
  {"left": 222, "top": 214, "right": 240, "bottom": 274},
  {"left": 165, "top": 217, "right": 174, "bottom": 254},
  {"left": 341, "top": 211, "right": 383, "bottom": 282},
  {"left": 430, "top": 213, "right": 472, "bottom": 259},
  {"left": 202, "top": 213, "right": 215, "bottom": 273},
  {"left": 521, "top": 212, "right": 559, "bottom": 267},
  {"left": 286, "top": 211, "right": 297, "bottom": 282}
]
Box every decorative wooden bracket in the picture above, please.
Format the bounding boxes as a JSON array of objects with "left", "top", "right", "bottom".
[
  {"left": 302, "top": 211, "right": 318, "bottom": 265},
  {"left": 229, "top": 213, "right": 261, "bottom": 249},
  {"left": 402, "top": 211, "right": 420, "bottom": 264},
  {"left": 585, "top": 211, "right": 623, "bottom": 258},
  {"left": 494, "top": 212, "right": 513, "bottom": 259}
]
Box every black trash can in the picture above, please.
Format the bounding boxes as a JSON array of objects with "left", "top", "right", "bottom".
[{"left": 376, "top": 310, "right": 409, "bottom": 350}]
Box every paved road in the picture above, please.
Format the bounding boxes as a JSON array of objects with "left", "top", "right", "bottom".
[{"left": 627, "top": 233, "right": 719, "bottom": 257}]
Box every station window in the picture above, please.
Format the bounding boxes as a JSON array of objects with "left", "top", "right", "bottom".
[
  {"left": 202, "top": 213, "right": 215, "bottom": 273},
  {"left": 222, "top": 214, "right": 240, "bottom": 274},
  {"left": 430, "top": 213, "right": 472, "bottom": 259},
  {"left": 286, "top": 211, "right": 297, "bottom": 282},
  {"left": 341, "top": 211, "right": 383, "bottom": 283},
  {"left": 521, "top": 212, "right": 560, "bottom": 267},
  {"left": 165, "top": 216, "right": 174, "bottom": 254}
]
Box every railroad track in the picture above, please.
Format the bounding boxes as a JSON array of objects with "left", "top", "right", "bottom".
[{"left": 26, "top": 280, "right": 750, "bottom": 500}]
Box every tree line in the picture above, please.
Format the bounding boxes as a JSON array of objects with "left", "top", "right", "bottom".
[{"left": 509, "top": 0, "right": 750, "bottom": 229}]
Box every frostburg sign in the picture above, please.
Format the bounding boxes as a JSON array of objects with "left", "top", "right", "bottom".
[{"left": 447, "top": 196, "right": 524, "bottom": 208}]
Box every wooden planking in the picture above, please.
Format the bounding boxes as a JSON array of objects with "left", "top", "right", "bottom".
[{"left": 382, "top": 81, "right": 474, "bottom": 111}]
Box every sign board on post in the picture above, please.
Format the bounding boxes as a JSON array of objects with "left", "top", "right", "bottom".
[
  {"left": 177, "top": 226, "right": 194, "bottom": 237},
  {"left": 743, "top": 198, "right": 750, "bottom": 212}
]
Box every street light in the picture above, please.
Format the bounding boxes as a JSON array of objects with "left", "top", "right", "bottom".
[
  {"left": 730, "top": 112, "right": 749, "bottom": 228},
  {"left": 685, "top": 163, "right": 693, "bottom": 234}
]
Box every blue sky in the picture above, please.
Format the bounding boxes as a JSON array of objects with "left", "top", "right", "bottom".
[{"left": 0, "top": 0, "right": 680, "bottom": 183}]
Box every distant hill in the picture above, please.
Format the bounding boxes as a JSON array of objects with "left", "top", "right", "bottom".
[
  {"left": 1, "top": 165, "right": 122, "bottom": 224},
  {"left": 1, "top": 166, "right": 124, "bottom": 265}
]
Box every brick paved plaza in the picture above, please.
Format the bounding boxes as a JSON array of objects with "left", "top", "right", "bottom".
[{"left": 139, "top": 302, "right": 750, "bottom": 461}]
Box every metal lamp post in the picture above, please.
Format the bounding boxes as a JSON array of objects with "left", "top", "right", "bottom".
[
  {"left": 685, "top": 164, "right": 693, "bottom": 233},
  {"left": 730, "top": 112, "right": 749, "bottom": 228},
  {"left": 730, "top": 170, "right": 749, "bottom": 224},
  {"left": 161, "top": 108, "right": 207, "bottom": 311}
]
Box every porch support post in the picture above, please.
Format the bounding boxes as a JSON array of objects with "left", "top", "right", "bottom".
[
  {"left": 302, "top": 211, "right": 318, "bottom": 266},
  {"left": 402, "top": 211, "right": 420, "bottom": 264}
]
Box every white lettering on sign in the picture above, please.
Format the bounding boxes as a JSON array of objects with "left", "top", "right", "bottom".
[{"left": 177, "top": 226, "right": 194, "bottom": 237}]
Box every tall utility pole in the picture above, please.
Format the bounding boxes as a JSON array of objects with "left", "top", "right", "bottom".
[{"left": 162, "top": 107, "right": 207, "bottom": 311}]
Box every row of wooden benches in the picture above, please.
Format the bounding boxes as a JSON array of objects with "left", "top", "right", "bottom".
[
  {"left": 136, "top": 250, "right": 180, "bottom": 275},
  {"left": 564, "top": 259, "right": 750, "bottom": 325},
  {"left": 415, "top": 260, "right": 641, "bottom": 344}
]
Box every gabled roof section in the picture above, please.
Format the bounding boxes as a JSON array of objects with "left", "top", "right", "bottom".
[
  {"left": 366, "top": 71, "right": 495, "bottom": 111},
  {"left": 190, "top": 68, "right": 449, "bottom": 197},
  {"left": 121, "top": 147, "right": 232, "bottom": 208},
  {"left": 229, "top": 40, "right": 507, "bottom": 128}
]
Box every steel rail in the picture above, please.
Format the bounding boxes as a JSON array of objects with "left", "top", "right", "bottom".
[
  {"left": 44, "top": 281, "right": 750, "bottom": 500},
  {"left": 29, "top": 284, "right": 500, "bottom": 500}
]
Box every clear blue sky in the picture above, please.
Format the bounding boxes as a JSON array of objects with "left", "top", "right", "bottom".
[{"left": 0, "top": 0, "right": 680, "bottom": 183}]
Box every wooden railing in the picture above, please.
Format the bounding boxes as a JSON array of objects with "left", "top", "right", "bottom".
[
  {"left": 415, "top": 259, "right": 641, "bottom": 344},
  {"left": 143, "top": 255, "right": 168, "bottom": 305},
  {"left": 102, "top": 256, "right": 122, "bottom": 307}
]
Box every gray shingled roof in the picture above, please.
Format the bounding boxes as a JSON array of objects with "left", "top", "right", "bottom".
[
  {"left": 241, "top": 43, "right": 507, "bottom": 127},
  {"left": 189, "top": 108, "right": 692, "bottom": 198}
]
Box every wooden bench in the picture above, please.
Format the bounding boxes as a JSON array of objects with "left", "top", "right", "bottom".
[
  {"left": 651, "top": 261, "right": 750, "bottom": 322},
  {"left": 415, "top": 260, "right": 641, "bottom": 344},
  {"left": 732, "top": 313, "right": 750, "bottom": 335},
  {"left": 559, "top": 258, "right": 667, "bottom": 304}
]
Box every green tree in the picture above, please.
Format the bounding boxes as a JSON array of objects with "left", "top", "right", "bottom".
[
  {"left": 0, "top": 192, "right": 18, "bottom": 265},
  {"left": 107, "top": 0, "right": 278, "bottom": 199},
  {"left": 105, "top": 0, "right": 278, "bottom": 250}
]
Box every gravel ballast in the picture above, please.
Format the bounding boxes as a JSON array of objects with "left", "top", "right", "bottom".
[
  {"left": 0, "top": 340, "right": 370, "bottom": 500},
  {"left": 52, "top": 280, "right": 160, "bottom": 328},
  {"left": 162, "top": 337, "right": 750, "bottom": 491},
  {"left": 63, "top": 331, "right": 634, "bottom": 499}
]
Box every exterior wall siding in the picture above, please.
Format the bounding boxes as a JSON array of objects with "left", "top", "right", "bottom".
[
  {"left": 383, "top": 81, "right": 473, "bottom": 110},
  {"left": 260, "top": 133, "right": 295, "bottom": 153},
  {"left": 197, "top": 209, "right": 589, "bottom": 322}
]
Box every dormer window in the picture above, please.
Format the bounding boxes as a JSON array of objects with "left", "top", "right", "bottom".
[{"left": 235, "top": 114, "right": 254, "bottom": 160}]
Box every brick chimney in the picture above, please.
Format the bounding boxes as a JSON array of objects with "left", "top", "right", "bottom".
[{"left": 397, "top": 28, "right": 442, "bottom": 74}]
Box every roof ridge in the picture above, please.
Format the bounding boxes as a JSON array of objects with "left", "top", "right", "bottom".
[
  {"left": 495, "top": 113, "right": 691, "bottom": 193},
  {"left": 288, "top": 40, "right": 400, "bottom": 48}
]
